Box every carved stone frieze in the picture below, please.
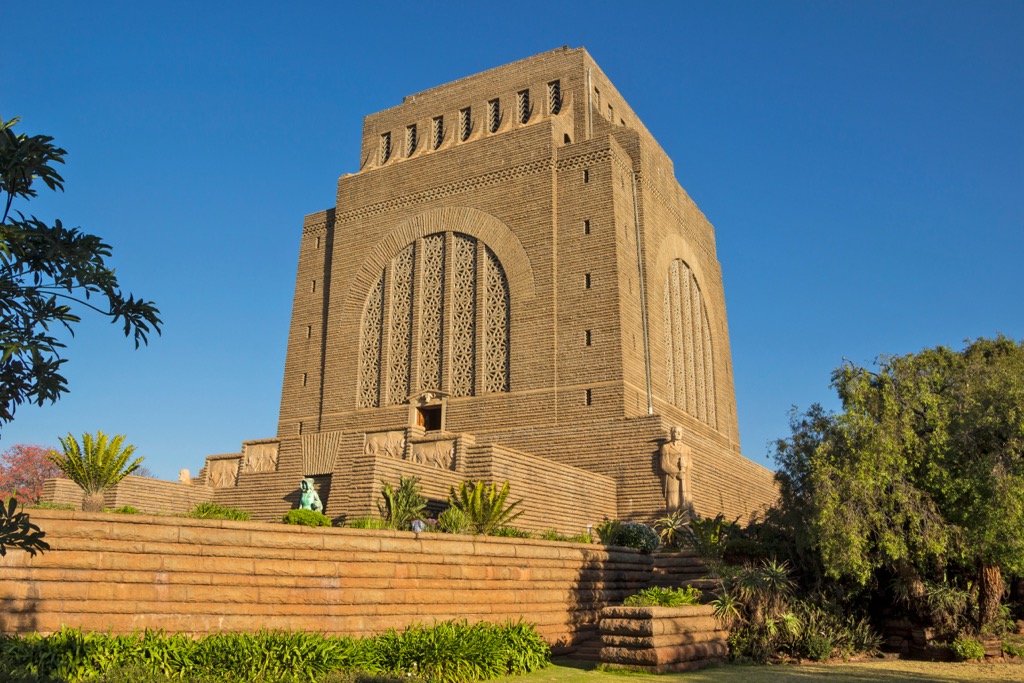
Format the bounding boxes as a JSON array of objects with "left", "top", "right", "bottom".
[{"left": 364, "top": 430, "right": 407, "bottom": 459}]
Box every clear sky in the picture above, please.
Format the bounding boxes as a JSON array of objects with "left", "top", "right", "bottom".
[{"left": 3, "top": 1, "right": 1021, "bottom": 478}]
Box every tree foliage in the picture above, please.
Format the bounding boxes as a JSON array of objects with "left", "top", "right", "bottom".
[
  {"left": 49, "top": 431, "right": 143, "bottom": 511},
  {"left": 774, "top": 336, "right": 1024, "bottom": 632},
  {"left": 0, "top": 116, "right": 161, "bottom": 427},
  {"left": 0, "top": 496, "right": 49, "bottom": 557},
  {"left": 0, "top": 443, "right": 62, "bottom": 504}
]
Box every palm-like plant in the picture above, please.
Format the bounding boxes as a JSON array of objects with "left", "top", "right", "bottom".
[
  {"left": 378, "top": 476, "right": 427, "bottom": 530},
  {"left": 448, "top": 480, "right": 523, "bottom": 535},
  {"left": 50, "top": 431, "right": 143, "bottom": 511}
]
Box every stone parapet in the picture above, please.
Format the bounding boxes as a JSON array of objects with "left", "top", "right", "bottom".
[{"left": 598, "top": 604, "right": 728, "bottom": 673}]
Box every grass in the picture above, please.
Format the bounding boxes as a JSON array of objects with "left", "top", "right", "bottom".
[{"left": 498, "top": 657, "right": 1024, "bottom": 683}]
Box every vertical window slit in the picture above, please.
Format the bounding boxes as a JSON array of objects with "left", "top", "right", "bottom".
[
  {"left": 548, "top": 80, "right": 561, "bottom": 115},
  {"left": 379, "top": 132, "right": 391, "bottom": 163},
  {"left": 517, "top": 90, "right": 530, "bottom": 124},
  {"left": 432, "top": 116, "right": 444, "bottom": 149},
  {"left": 488, "top": 99, "right": 500, "bottom": 133},
  {"left": 406, "top": 124, "right": 417, "bottom": 156},
  {"left": 459, "top": 107, "right": 471, "bottom": 141}
]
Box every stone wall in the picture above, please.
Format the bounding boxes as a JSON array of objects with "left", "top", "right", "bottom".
[
  {"left": 599, "top": 604, "right": 728, "bottom": 673},
  {"left": 0, "top": 509, "right": 653, "bottom": 645},
  {"left": 40, "top": 477, "right": 213, "bottom": 515}
]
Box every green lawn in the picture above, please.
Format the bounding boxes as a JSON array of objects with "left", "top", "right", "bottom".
[{"left": 500, "top": 657, "right": 1024, "bottom": 683}]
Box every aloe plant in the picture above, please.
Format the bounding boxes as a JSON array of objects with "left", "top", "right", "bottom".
[
  {"left": 49, "top": 431, "right": 143, "bottom": 511},
  {"left": 448, "top": 480, "right": 523, "bottom": 535}
]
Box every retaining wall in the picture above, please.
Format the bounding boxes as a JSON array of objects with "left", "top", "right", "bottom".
[{"left": 0, "top": 509, "right": 653, "bottom": 646}]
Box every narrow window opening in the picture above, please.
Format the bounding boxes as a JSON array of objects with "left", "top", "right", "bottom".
[
  {"left": 620, "top": 118, "right": 626, "bottom": 127},
  {"left": 517, "top": 90, "right": 530, "bottom": 124},
  {"left": 311, "top": 280, "right": 316, "bottom": 293},
  {"left": 406, "top": 124, "right": 417, "bottom": 156},
  {"left": 583, "top": 169, "right": 590, "bottom": 183},
  {"left": 585, "top": 330, "right": 592, "bottom": 346},
  {"left": 305, "top": 325, "right": 312, "bottom": 338},
  {"left": 608, "top": 103, "right": 613, "bottom": 120},
  {"left": 585, "top": 273, "right": 592, "bottom": 289},
  {"left": 584, "top": 219, "right": 591, "bottom": 235},
  {"left": 417, "top": 405, "right": 442, "bottom": 431},
  {"left": 459, "top": 107, "right": 471, "bottom": 141},
  {"left": 548, "top": 80, "right": 561, "bottom": 115},
  {"left": 314, "top": 236, "right": 321, "bottom": 249},
  {"left": 585, "top": 389, "right": 593, "bottom": 406},
  {"left": 302, "top": 372, "right": 307, "bottom": 387},
  {"left": 488, "top": 99, "right": 500, "bottom": 133},
  {"left": 563, "top": 133, "right": 571, "bottom": 144},
  {"left": 432, "top": 116, "right": 444, "bottom": 149},
  {"left": 298, "top": 421, "right": 303, "bottom": 435},
  {"left": 379, "top": 132, "right": 391, "bottom": 163},
  {"left": 594, "top": 88, "right": 600, "bottom": 110}
]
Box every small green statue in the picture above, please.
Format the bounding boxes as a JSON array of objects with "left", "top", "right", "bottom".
[{"left": 299, "top": 478, "right": 323, "bottom": 512}]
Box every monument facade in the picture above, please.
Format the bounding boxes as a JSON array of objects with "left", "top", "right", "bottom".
[{"left": 198, "top": 47, "right": 777, "bottom": 530}]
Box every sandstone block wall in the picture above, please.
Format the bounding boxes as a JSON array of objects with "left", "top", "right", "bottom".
[
  {"left": 40, "top": 477, "right": 213, "bottom": 515},
  {"left": 599, "top": 605, "right": 728, "bottom": 673},
  {"left": 0, "top": 509, "right": 654, "bottom": 646}
]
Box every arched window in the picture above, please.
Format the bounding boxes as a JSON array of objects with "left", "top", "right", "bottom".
[
  {"left": 663, "top": 259, "right": 717, "bottom": 428},
  {"left": 358, "top": 232, "right": 510, "bottom": 408}
]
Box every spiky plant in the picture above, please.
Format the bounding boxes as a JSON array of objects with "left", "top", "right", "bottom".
[
  {"left": 448, "top": 480, "right": 523, "bottom": 535},
  {"left": 378, "top": 475, "right": 427, "bottom": 530},
  {"left": 50, "top": 431, "right": 143, "bottom": 511}
]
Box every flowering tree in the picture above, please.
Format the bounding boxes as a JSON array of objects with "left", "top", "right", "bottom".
[{"left": 0, "top": 443, "right": 62, "bottom": 504}]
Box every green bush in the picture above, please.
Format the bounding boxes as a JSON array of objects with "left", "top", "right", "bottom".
[
  {"left": 448, "top": 481, "right": 523, "bottom": 535},
  {"left": 491, "top": 526, "right": 531, "bottom": 538},
  {"left": 950, "top": 637, "right": 985, "bottom": 661},
  {"left": 378, "top": 476, "right": 427, "bottom": 530},
  {"left": 109, "top": 505, "right": 141, "bottom": 514},
  {"left": 436, "top": 506, "right": 469, "bottom": 534},
  {"left": 27, "top": 500, "right": 75, "bottom": 511},
  {"left": 597, "top": 520, "right": 658, "bottom": 554},
  {"left": 0, "top": 620, "right": 549, "bottom": 683},
  {"left": 283, "top": 509, "right": 332, "bottom": 527},
  {"left": 623, "top": 586, "right": 701, "bottom": 607},
  {"left": 652, "top": 511, "right": 689, "bottom": 549},
  {"left": 1003, "top": 639, "right": 1024, "bottom": 658},
  {"left": 346, "top": 515, "right": 388, "bottom": 529},
  {"left": 186, "top": 502, "right": 250, "bottom": 521}
]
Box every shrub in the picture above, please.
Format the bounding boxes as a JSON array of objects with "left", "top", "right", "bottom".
[
  {"left": 684, "top": 513, "right": 739, "bottom": 574},
  {"left": 283, "top": 509, "right": 332, "bottom": 527},
  {"left": 378, "top": 476, "right": 427, "bottom": 530},
  {"left": 1004, "top": 640, "right": 1024, "bottom": 658},
  {"left": 652, "top": 510, "right": 689, "bottom": 549},
  {"left": 346, "top": 515, "right": 389, "bottom": 529},
  {"left": 27, "top": 500, "right": 75, "bottom": 510},
  {"left": 186, "top": 502, "right": 250, "bottom": 521},
  {"left": 436, "top": 506, "right": 469, "bottom": 534},
  {"left": 109, "top": 505, "right": 141, "bottom": 514},
  {"left": 598, "top": 521, "right": 659, "bottom": 554},
  {"left": 448, "top": 481, "right": 523, "bottom": 535},
  {"left": 950, "top": 637, "right": 985, "bottom": 661},
  {"left": 0, "top": 497, "right": 49, "bottom": 557},
  {"left": 0, "top": 620, "right": 549, "bottom": 683},
  {"left": 623, "top": 586, "right": 701, "bottom": 607}
]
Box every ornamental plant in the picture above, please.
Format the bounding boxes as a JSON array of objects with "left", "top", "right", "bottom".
[
  {"left": 0, "top": 444, "right": 62, "bottom": 504},
  {"left": 49, "top": 431, "right": 143, "bottom": 511},
  {"left": 378, "top": 475, "right": 427, "bottom": 530},
  {"left": 283, "top": 509, "right": 332, "bottom": 527},
  {"left": 623, "top": 585, "right": 701, "bottom": 607},
  {"left": 448, "top": 481, "right": 523, "bottom": 535}
]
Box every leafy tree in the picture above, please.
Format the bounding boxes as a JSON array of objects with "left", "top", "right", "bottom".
[
  {"left": 448, "top": 480, "right": 523, "bottom": 535},
  {"left": 49, "top": 431, "right": 143, "bottom": 512},
  {"left": 774, "top": 336, "right": 1024, "bottom": 632},
  {"left": 0, "top": 443, "right": 62, "bottom": 503},
  {"left": 0, "top": 496, "right": 49, "bottom": 557},
  {"left": 0, "top": 116, "right": 161, "bottom": 427}
]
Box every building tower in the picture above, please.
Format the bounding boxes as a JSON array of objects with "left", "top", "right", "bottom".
[{"left": 203, "top": 47, "right": 777, "bottom": 529}]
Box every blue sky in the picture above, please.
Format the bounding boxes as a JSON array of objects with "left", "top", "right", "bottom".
[{"left": 3, "top": 1, "right": 1021, "bottom": 478}]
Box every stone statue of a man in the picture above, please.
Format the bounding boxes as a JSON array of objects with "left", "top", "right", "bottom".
[{"left": 659, "top": 425, "right": 693, "bottom": 513}]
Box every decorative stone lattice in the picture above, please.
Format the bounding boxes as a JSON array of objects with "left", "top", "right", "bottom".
[
  {"left": 387, "top": 243, "right": 415, "bottom": 405},
  {"left": 358, "top": 274, "right": 385, "bottom": 408},
  {"left": 664, "top": 259, "right": 717, "bottom": 429},
  {"left": 450, "top": 234, "right": 477, "bottom": 397},
  {"left": 357, "top": 231, "right": 510, "bottom": 403},
  {"left": 418, "top": 233, "right": 446, "bottom": 392},
  {"left": 484, "top": 247, "right": 510, "bottom": 393}
]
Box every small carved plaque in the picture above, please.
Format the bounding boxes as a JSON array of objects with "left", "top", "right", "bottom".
[
  {"left": 208, "top": 459, "right": 240, "bottom": 488},
  {"left": 243, "top": 442, "right": 279, "bottom": 473},
  {"left": 410, "top": 440, "right": 455, "bottom": 470}
]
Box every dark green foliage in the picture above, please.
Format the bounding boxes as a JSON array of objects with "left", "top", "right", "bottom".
[
  {"left": 110, "top": 505, "right": 141, "bottom": 514},
  {"left": 186, "top": 502, "right": 250, "bottom": 521},
  {"left": 623, "top": 586, "right": 701, "bottom": 607},
  {"left": 378, "top": 476, "right": 427, "bottom": 530},
  {"left": 683, "top": 513, "right": 740, "bottom": 573},
  {"left": 0, "top": 496, "right": 48, "bottom": 556},
  {"left": 283, "top": 509, "right": 332, "bottom": 527},
  {"left": 0, "top": 117, "right": 161, "bottom": 427},
  {"left": 651, "top": 511, "right": 689, "bottom": 550},
  {"left": 491, "top": 525, "right": 531, "bottom": 538},
  {"left": 1003, "top": 639, "right": 1024, "bottom": 658},
  {"left": 539, "top": 529, "right": 592, "bottom": 544},
  {"left": 596, "top": 520, "right": 659, "bottom": 554},
  {"left": 949, "top": 637, "right": 985, "bottom": 661},
  {"left": 0, "top": 620, "right": 549, "bottom": 683},
  {"left": 447, "top": 481, "right": 523, "bottom": 535}
]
